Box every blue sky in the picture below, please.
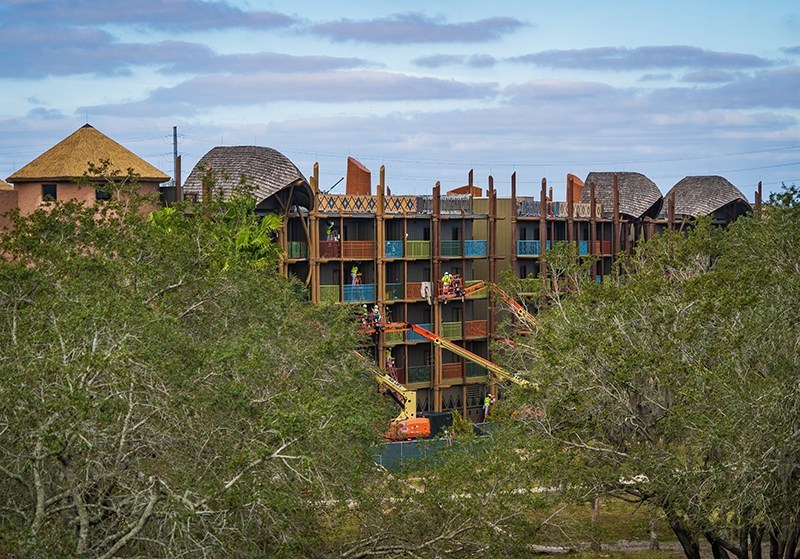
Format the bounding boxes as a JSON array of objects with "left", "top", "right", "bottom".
[{"left": 1, "top": 0, "right": 798, "bottom": 199}]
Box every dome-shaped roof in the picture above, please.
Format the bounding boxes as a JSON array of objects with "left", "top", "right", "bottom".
[
  {"left": 665, "top": 175, "right": 751, "bottom": 219},
  {"left": 183, "top": 146, "right": 311, "bottom": 211},
  {"left": 581, "top": 172, "right": 663, "bottom": 219}
]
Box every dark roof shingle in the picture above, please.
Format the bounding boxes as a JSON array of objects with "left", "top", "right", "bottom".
[
  {"left": 580, "top": 171, "right": 663, "bottom": 219},
  {"left": 665, "top": 175, "right": 751, "bottom": 218},
  {"left": 183, "top": 146, "right": 311, "bottom": 210}
]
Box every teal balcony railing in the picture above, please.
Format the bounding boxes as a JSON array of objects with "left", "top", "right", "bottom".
[
  {"left": 517, "top": 240, "right": 540, "bottom": 256},
  {"left": 407, "top": 323, "right": 432, "bottom": 342},
  {"left": 385, "top": 240, "right": 403, "bottom": 258},
  {"left": 465, "top": 240, "right": 487, "bottom": 257},
  {"left": 579, "top": 241, "right": 589, "bottom": 255},
  {"left": 343, "top": 284, "right": 375, "bottom": 303}
]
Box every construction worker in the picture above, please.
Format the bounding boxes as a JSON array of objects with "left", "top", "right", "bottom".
[
  {"left": 441, "top": 272, "right": 452, "bottom": 295},
  {"left": 351, "top": 264, "right": 360, "bottom": 285},
  {"left": 385, "top": 348, "right": 395, "bottom": 378},
  {"left": 483, "top": 393, "right": 492, "bottom": 422},
  {"left": 372, "top": 305, "right": 382, "bottom": 330},
  {"left": 326, "top": 221, "right": 335, "bottom": 240}
]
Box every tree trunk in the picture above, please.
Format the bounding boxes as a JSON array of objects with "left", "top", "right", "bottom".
[{"left": 672, "top": 523, "right": 702, "bottom": 559}]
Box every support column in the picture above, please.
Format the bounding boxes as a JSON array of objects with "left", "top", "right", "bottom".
[{"left": 432, "top": 182, "right": 442, "bottom": 413}]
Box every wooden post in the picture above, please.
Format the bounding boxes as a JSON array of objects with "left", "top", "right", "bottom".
[
  {"left": 539, "top": 178, "right": 547, "bottom": 306},
  {"left": 432, "top": 181, "right": 442, "bottom": 413},
  {"left": 377, "top": 166, "right": 386, "bottom": 368},
  {"left": 309, "top": 163, "right": 320, "bottom": 303},
  {"left": 590, "top": 181, "right": 597, "bottom": 281},
  {"left": 510, "top": 172, "right": 517, "bottom": 276}
]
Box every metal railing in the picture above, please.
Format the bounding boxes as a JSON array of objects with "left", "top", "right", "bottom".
[
  {"left": 343, "top": 284, "right": 375, "bottom": 303},
  {"left": 384, "top": 283, "right": 404, "bottom": 300},
  {"left": 385, "top": 240, "right": 403, "bottom": 258},
  {"left": 465, "top": 240, "right": 487, "bottom": 257},
  {"left": 320, "top": 285, "right": 340, "bottom": 303},
  {"left": 441, "top": 321, "right": 463, "bottom": 340},
  {"left": 406, "top": 240, "right": 431, "bottom": 258},
  {"left": 440, "top": 240, "right": 461, "bottom": 257},
  {"left": 407, "top": 365, "right": 432, "bottom": 383}
]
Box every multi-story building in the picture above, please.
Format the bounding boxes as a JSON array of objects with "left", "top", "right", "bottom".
[{"left": 181, "top": 147, "right": 757, "bottom": 423}]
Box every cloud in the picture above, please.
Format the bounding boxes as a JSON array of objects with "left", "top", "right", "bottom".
[
  {"left": 79, "top": 71, "right": 498, "bottom": 116},
  {"left": 512, "top": 46, "right": 773, "bottom": 71},
  {"left": 0, "top": 28, "right": 367, "bottom": 78},
  {"left": 159, "top": 52, "right": 370, "bottom": 75},
  {"left": 504, "top": 79, "right": 620, "bottom": 103},
  {"left": 413, "top": 54, "right": 497, "bottom": 68},
  {"left": 26, "top": 107, "right": 65, "bottom": 120},
  {"left": 783, "top": 46, "right": 800, "bottom": 55},
  {"left": 639, "top": 73, "right": 674, "bottom": 82},
  {"left": 2, "top": 0, "right": 297, "bottom": 30},
  {"left": 680, "top": 70, "right": 737, "bottom": 83},
  {"left": 310, "top": 12, "right": 524, "bottom": 43}
]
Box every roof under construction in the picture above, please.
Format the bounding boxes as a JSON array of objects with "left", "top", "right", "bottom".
[
  {"left": 6, "top": 124, "right": 170, "bottom": 184},
  {"left": 581, "top": 171, "right": 663, "bottom": 219},
  {"left": 183, "top": 146, "right": 312, "bottom": 211},
  {"left": 665, "top": 175, "right": 751, "bottom": 219}
]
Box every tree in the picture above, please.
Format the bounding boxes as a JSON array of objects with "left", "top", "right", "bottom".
[
  {"left": 498, "top": 188, "right": 800, "bottom": 559},
  {"left": 0, "top": 168, "right": 389, "bottom": 557}
]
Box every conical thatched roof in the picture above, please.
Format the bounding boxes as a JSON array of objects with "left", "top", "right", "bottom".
[
  {"left": 665, "top": 175, "right": 751, "bottom": 219},
  {"left": 0, "top": 179, "right": 11, "bottom": 190},
  {"left": 183, "top": 146, "right": 312, "bottom": 211},
  {"left": 580, "top": 172, "right": 663, "bottom": 219},
  {"left": 6, "top": 124, "right": 170, "bottom": 184}
]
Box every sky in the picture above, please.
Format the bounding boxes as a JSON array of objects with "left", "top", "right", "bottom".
[{"left": 1, "top": 0, "right": 798, "bottom": 200}]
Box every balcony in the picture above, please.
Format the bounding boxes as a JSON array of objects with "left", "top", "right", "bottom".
[
  {"left": 466, "top": 362, "right": 488, "bottom": 378},
  {"left": 407, "top": 323, "right": 432, "bottom": 342},
  {"left": 343, "top": 284, "right": 375, "bottom": 303},
  {"left": 465, "top": 240, "right": 487, "bottom": 257},
  {"left": 441, "top": 321, "right": 462, "bottom": 340},
  {"left": 287, "top": 241, "right": 307, "bottom": 259},
  {"left": 464, "top": 320, "right": 488, "bottom": 338},
  {"left": 442, "top": 362, "right": 463, "bottom": 381},
  {"left": 440, "top": 240, "right": 462, "bottom": 257},
  {"left": 406, "top": 240, "right": 431, "bottom": 258},
  {"left": 384, "top": 283, "right": 404, "bottom": 300},
  {"left": 405, "top": 282, "right": 431, "bottom": 300},
  {"left": 385, "top": 331, "right": 404, "bottom": 344},
  {"left": 595, "top": 240, "right": 613, "bottom": 255},
  {"left": 407, "top": 365, "right": 432, "bottom": 383},
  {"left": 342, "top": 241, "right": 375, "bottom": 260},
  {"left": 320, "top": 285, "right": 340, "bottom": 303},
  {"left": 465, "top": 280, "right": 487, "bottom": 299},
  {"left": 320, "top": 240, "right": 340, "bottom": 258},
  {"left": 385, "top": 240, "right": 403, "bottom": 258},
  {"left": 517, "top": 240, "right": 540, "bottom": 256},
  {"left": 579, "top": 241, "right": 589, "bottom": 255}
]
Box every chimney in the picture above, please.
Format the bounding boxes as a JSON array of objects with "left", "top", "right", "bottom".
[{"left": 346, "top": 157, "right": 371, "bottom": 196}]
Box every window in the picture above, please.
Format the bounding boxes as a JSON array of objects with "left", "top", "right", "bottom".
[
  {"left": 95, "top": 185, "right": 111, "bottom": 201},
  {"left": 42, "top": 184, "right": 57, "bottom": 201}
]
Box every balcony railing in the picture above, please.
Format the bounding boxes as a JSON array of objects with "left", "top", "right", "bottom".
[
  {"left": 407, "top": 365, "right": 432, "bottom": 383},
  {"left": 405, "top": 282, "right": 431, "bottom": 300},
  {"left": 320, "top": 285, "right": 340, "bottom": 303},
  {"left": 579, "top": 240, "right": 590, "bottom": 255},
  {"left": 464, "top": 320, "right": 488, "bottom": 338},
  {"left": 406, "top": 240, "right": 431, "bottom": 258},
  {"left": 385, "top": 240, "right": 403, "bottom": 258},
  {"left": 440, "top": 240, "right": 461, "bottom": 257},
  {"left": 516, "top": 198, "right": 602, "bottom": 218},
  {"left": 441, "top": 321, "right": 462, "bottom": 340},
  {"left": 465, "top": 280, "right": 487, "bottom": 299},
  {"left": 466, "top": 362, "right": 488, "bottom": 378},
  {"left": 596, "top": 240, "right": 613, "bottom": 255},
  {"left": 407, "top": 323, "right": 432, "bottom": 342},
  {"left": 418, "top": 195, "right": 471, "bottom": 214},
  {"left": 384, "top": 283, "right": 404, "bottom": 300},
  {"left": 319, "top": 241, "right": 340, "bottom": 258},
  {"left": 342, "top": 241, "right": 375, "bottom": 260},
  {"left": 465, "top": 240, "right": 487, "bottom": 257},
  {"left": 343, "top": 284, "right": 375, "bottom": 303},
  {"left": 517, "top": 240, "right": 540, "bottom": 256},
  {"left": 385, "top": 331, "right": 404, "bottom": 344},
  {"left": 286, "top": 241, "right": 307, "bottom": 259},
  {"left": 442, "top": 362, "right": 463, "bottom": 381}
]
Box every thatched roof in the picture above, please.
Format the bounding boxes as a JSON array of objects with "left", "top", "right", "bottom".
[
  {"left": 580, "top": 172, "right": 663, "bottom": 219},
  {"left": 183, "top": 146, "right": 312, "bottom": 211},
  {"left": 6, "top": 124, "right": 170, "bottom": 184},
  {"left": 665, "top": 175, "right": 751, "bottom": 219},
  {"left": 0, "top": 179, "right": 11, "bottom": 190}
]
